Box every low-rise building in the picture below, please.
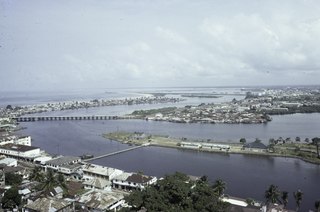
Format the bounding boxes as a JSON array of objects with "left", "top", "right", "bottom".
[
  {"left": 77, "top": 190, "right": 125, "bottom": 211},
  {"left": 23, "top": 197, "right": 74, "bottom": 212},
  {"left": 83, "top": 178, "right": 111, "bottom": 190},
  {"left": 0, "top": 158, "right": 17, "bottom": 167},
  {"left": 0, "top": 144, "right": 41, "bottom": 161},
  {"left": 45, "top": 156, "right": 81, "bottom": 171},
  {"left": 112, "top": 173, "right": 157, "bottom": 191},
  {"left": 243, "top": 141, "right": 268, "bottom": 152},
  {"left": 82, "top": 163, "right": 123, "bottom": 181}
]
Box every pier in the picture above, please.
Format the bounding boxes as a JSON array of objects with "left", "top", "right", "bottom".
[
  {"left": 83, "top": 143, "right": 149, "bottom": 162},
  {"left": 13, "top": 115, "right": 133, "bottom": 122}
]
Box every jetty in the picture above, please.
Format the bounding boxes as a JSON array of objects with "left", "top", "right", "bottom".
[{"left": 83, "top": 143, "right": 149, "bottom": 162}]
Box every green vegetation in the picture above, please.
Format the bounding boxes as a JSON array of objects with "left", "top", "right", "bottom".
[
  {"left": 265, "top": 184, "right": 281, "bottom": 204},
  {"left": 121, "top": 172, "right": 229, "bottom": 212},
  {"left": 5, "top": 172, "right": 22, "bottom": 186},
  {"left": 293, "top": 189, "right": 303, "bottom": 211},
  {"left": 1, "top": 187, "right": 22, "bottom": 209},
  {"left": 131, "top": 107, "right": 177, "bottom": 117}
]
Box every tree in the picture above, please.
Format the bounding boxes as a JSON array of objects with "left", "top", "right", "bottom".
[
  {"left": 281, "top": 191, "right": 289, "bottom": 208},
  {"left": 311, "top": 137, "right": 320, "bottom": 159},
  {"left": 293, "top": 189, "right": 303, "bottom": 211},
  {"left": 315, "top": 200, "right": 320, "bottom": 212},
  {"left": 240, "top": 138, "right": 246, "bottom": 144},
  {"left": 1, "top": 187, "right": 21, "bottom": 209},
  {"left": 123, "top": 172, "right": 228, "bottom": 211},
  {"left": 6, "top": 105, "right": 13, "bottom": 110},
  {"left": 57, "top": 173, "right": 67, "bottom": 189},
  {"left": 212, "top": 179, "right": 226, "bottom": 196},
  {"left": 29, "top": 166, "right": 45, "bottom": 183},
  {"left": 5, "top": 172, "right": 22, "bottom": 186},
  {"left": 265, "top": 184, "right": 280, "bottom": 204},
  {"left": 41, "top": 169, "right": 58, "bottom": 192},
  {"left": 295, "top": 137, "right": 301, "bottom": 142}
]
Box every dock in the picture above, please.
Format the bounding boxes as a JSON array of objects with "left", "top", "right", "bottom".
[{"left": 83, "top": 143, "right": 149, "bottom": 162}]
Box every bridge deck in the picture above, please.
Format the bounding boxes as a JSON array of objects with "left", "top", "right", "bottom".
[{"left": 83, "top": 143, "right": 149, "bottom": 162}]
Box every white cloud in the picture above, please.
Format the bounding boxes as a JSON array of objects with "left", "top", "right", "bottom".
[
  {"left": 1, "top": 0, "right": 320, "bottom": 90},
  {"left": 155, "top": 26, "right": 188, "bottom": 44}
]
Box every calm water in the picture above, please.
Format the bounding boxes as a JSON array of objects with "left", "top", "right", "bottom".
[
  {"left": 19, "top": 113, "right": 320, "bottom": 211},
  {"left": 7, "top": 88, "right": 320, "bottom": 210}
]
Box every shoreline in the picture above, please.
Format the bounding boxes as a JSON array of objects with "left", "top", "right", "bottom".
[{"left": 104, "top": 132, "right": 320, "bottom": 165}]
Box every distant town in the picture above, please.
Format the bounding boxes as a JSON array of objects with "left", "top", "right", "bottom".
[{"left": 131, "top": 87, "right": 320, "bottom": 124}]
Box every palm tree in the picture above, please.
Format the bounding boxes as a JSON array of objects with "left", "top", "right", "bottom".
[
  {"left": 281, "top": 191, "right": 289, "bottom": 208},
  {"left": 29, "top": 166, "right": 44, "bottom": 183},
  {"left": 315, "top": 200, "right": 320, "bottom": 212},
  {"left": 265, "top": 184, "right": 280, "bottom": 204},
  {"left": 212, "top": 179, "right": 226, "bottom": 196},
  {"left": 41, "top": 169, "right": 58, "bottom": 192},
  {"left": 293, "top": 189, "right": 303, "bottom": 211}
]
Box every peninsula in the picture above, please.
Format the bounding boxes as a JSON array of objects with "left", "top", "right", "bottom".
[{"left": 104, "top": 131, "right": 320, "bottom": 165}]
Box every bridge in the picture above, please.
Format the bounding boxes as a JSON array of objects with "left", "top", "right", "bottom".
[
  {"left": 83, "top": 143, "right": 149, "bottom": 162},
  {"left": 13, "top": 115, "right": 133, "bottom": 122}
]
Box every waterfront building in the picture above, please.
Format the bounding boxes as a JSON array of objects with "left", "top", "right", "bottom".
[
  {"left": 82, "top": 163, "right": 123, "bottom": 181},
  {"left": 243, "top": 141, "right": 268, "bottom": 152},
  {"left": 0, "top": 143, "right": 41, "bottom": 161},
  {"left": 0, "top": 135, "right": 31, "bottom": 146},
  {"left": 112, "top": 173, "right": 157, "bottom": 191},
  {"left": 45, "top": 156, "right": 81, "bottom": 171}
]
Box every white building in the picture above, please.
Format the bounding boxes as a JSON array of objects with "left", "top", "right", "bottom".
[
  {"left": 112, "top": 173, "right": 157, "bottom": 191},
  {"left": 82, "top": 163, "right": 123, "bottom": 181},
  {"left": 0, "top": 158, "right": 17, "bottom": 167},
  {"left": 0, "top": 144, "right": 41, "bottom": 161},
  {"left": 0, "top": 135, "right": 31, "bottom": 146},
  {"left": 45, "top": 156, "right": 81, "bottom": 171}
]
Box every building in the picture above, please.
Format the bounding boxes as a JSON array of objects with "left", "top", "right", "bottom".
[
  {"left": 23, "top": 197, "right": 74, "bottom": 212},
  {"left": 243, "top": 141, "right": 268, "bottom": 152},
  {"left": 0, "top": 157, "right": 17, "bottom": 167},
  {"left": 45, "top": 156, "right": 81, "bottom": 171},
  {"left": 0, "top": 143, "right": 41, "bottom": 161},
  {"left": 58, "top": 163, "right": 82, "bottom": 175},
  {"left": 112, "top": 173, "right": 157, "bottom": 191},
  {"left": 77, "top": 190, "right": 125, "bottom": 211},
  {"left": 0, "top": 135, "right": 31, "bottom": 146},
  {"left": 82, "top": 163, "right": 123, "bottom": 181},
  {"left": 83, "top": 178, "right": 111, "bottom": 190}
]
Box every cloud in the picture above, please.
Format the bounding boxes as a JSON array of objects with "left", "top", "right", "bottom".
[
  {"left": 1, "top": 0, "right": 320, "bottom": 90},
  {"left": 155, "top": 26, "right": 188, "bottom": 44}
]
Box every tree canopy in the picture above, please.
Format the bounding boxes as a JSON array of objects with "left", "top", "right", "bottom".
[{"left": 122, "top": 172, "right": 228, "bottom": 212}]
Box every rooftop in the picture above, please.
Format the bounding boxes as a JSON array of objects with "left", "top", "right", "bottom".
[
  {"left": 83, "top": 163, "right": 122, "bottom": 177},
  {"left": 244, "top": 141, "right": 267, "bottom": 149},
  {"left": 46, "top": 156, "right": 81, "bottom": 166},
  {"left": 0, "top": 143, "right": 39, "bottom": 152},
  {"left": 126, "top": 173, "right": 153, "bottom": 184},
  {"left": 24, "top": 197, "right": 72, "bottom": 212}
]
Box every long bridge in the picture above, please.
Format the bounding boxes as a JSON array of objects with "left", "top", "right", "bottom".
[
  {"left": 13, "top": 115, "right": 134, "bottom": 122},
  {"left": 83, "top": 143, "right": 149, "bottom": 162}
]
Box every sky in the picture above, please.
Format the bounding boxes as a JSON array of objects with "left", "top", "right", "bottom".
[{"left": 0, "top": 0, "right": 320, "bottom": 91}]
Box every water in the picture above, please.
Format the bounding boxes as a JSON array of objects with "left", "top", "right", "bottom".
[
  {"left": 18, "top": 114, "right": 320, "bottom": 211},
  {"left": 7, "top": 87, "right": 320, "bottom": 210}
]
